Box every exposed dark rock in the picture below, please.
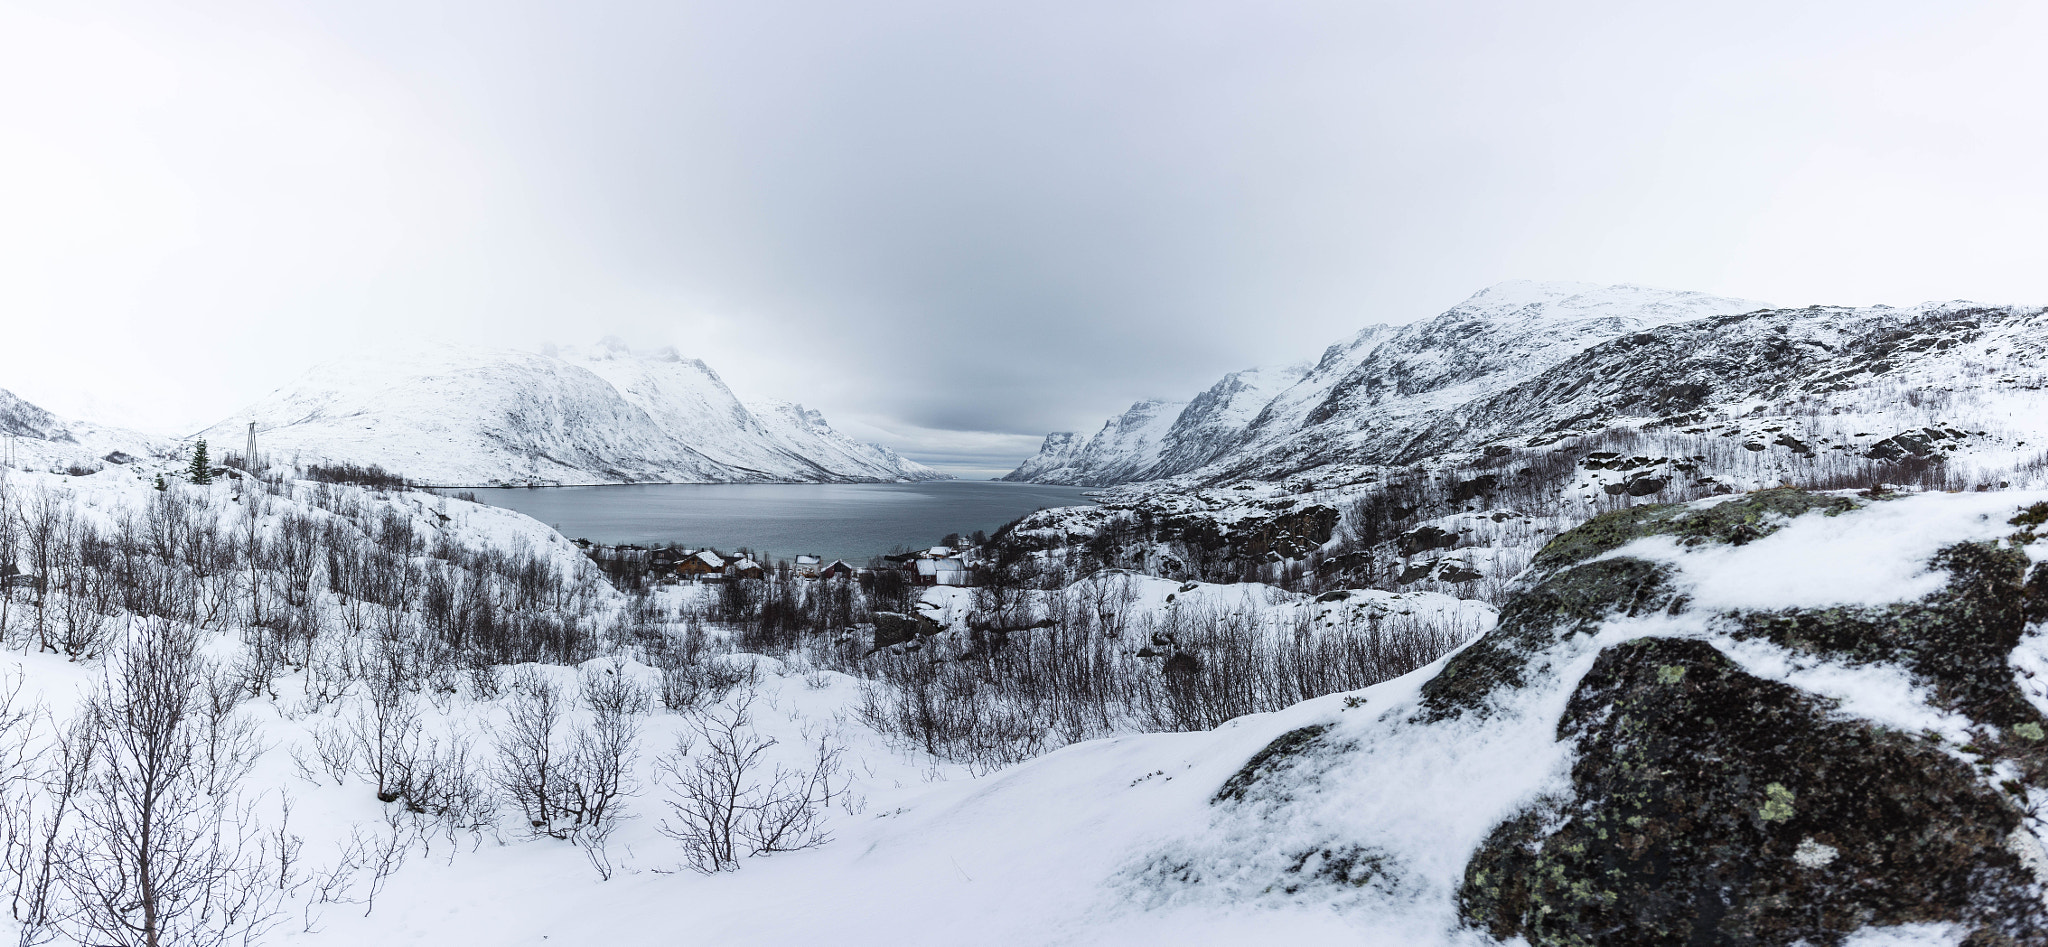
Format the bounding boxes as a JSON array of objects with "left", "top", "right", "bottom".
[
  {"left": 1212, "top": 724, "right": 1332, "bottom": 804},
  {"left": 1435, "top": 560, "right": 1484, "bottom": 583},
  {"left": 1400, "top": 525, "right": 1462, "bottom": 556},
  {"left": 1528, "top": 487, "right": 1857, "bottom": 573},
  {"left": 1867, "top": 427, "right": 1961, "bottom": 461},
  {"left": 1624, "top": 476, "right": 1667, "bottom": 497},
  {"left": 1772, "top": 433, "right": 1813, "bottom": 455},
  {"left": 1452, "top": 474, "right": 1499, "bottom": 503},
  {"left": 1416, "top": 556, "right": 1677, "bottom": 720},
  {"left": 871, "top": 611, "right": 942, "bottom": 649},
  {"left": 1461, "top": 637, "right": 2046, "bottom": 946},
  {"left": 1723, "top": 541, "right": 2046, "bottom": 730}
]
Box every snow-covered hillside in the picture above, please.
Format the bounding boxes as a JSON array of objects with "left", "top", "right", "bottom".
[
  {"left": 195, "top": 340, "right": 945, "bottom": 486},
  {"left": 1006, "top": 281, "right": 1778, "bottom": 485},
  {"left": 376, "top": 488, "right": 2044, "bottom": 946},
  {"left": 0, "top": 387, "right": 173, "bottom": 475}
]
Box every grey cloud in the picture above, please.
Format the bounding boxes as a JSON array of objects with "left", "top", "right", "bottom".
[{"left": 6, "top": 1, "right": 2047, "bottom": 475}]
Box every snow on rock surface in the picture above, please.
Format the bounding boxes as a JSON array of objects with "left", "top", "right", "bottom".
[
  {"left": 0, "top": 460, "right": 2040, "bottom": 944},
  {"left": 194, "top": 339, "right": 945, "bottom": 486}
]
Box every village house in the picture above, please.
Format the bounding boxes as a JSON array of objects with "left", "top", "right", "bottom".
[
  {"left": 819, "top": 559, "right": 857, "bottom": 580},
  {"left": 793, "top": 554, "right": 822, "bottom": 578},
  {"left": 677, "top": 549, "right": 725, "bottom": 581},
  {"left": 727, "top": 557, "right": 765, "bottom": 581},
  {"left": 912, "top": 557, "right": 967, "bottom": 586}
]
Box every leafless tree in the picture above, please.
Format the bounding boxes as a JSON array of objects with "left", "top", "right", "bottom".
[{"left": 58, "top": 618, "right": 278, "bottom": 947}]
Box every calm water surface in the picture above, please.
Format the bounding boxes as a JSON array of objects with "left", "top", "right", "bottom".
[{"left": 459, "top": 481, "right": 1097, "bottom": 562}]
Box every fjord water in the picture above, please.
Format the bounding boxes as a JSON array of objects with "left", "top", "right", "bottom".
[{"left": 458, "top": 481, "right": 1097, "bottom": 562}]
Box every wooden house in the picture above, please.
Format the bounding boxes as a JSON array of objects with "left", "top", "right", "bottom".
[
  {"left": 819, "top": 559, "right": 856, "bottom": 580},
  {"left": 727, "top": 557, "right": 766, "bottom": 581},
  {"left": 677, "top": 550, "right": 726, "bottom": 580}
]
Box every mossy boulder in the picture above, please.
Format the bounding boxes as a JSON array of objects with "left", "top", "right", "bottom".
[
  {"left": 1461, "top": 637, "right": 2046, "bottom": 946},
  {"left": 1529, "top": 487, "right": 1858, "bottom": 573},
  {"left": 1417, "top": 556, "right": 1678, "bottom": 721}
]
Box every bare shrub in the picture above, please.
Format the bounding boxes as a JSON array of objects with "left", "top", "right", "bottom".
[
  {"left": 655, "top": 688, "right": 841, "bottom": 873},
  {"left": 491, "top": 669, "right": 638, "bottom": 848}
]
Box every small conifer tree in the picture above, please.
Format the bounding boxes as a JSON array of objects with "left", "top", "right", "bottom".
[{"left": 188, "top": 440, "right": 212, "bottom": 485}]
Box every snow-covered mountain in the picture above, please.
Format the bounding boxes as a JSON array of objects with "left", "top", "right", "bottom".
[
  {"left": 1006, "top": 399, "right": 1189, "bottom": 485},
  {"left": 195, "top": 340, "right": 944, "bottom": 486},
  {"left": 0, "top": 387, "right": 171, "bottom": 474},
  {"left": 1005, "top": 280, "right": 2048, "bottom": 486}
]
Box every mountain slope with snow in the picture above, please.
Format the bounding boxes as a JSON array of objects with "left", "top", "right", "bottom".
[
  {"left": 196, "top": 341, "right": 945, "bottom": 486},
  {"left": 1005, "top": 398, "right": 1189, "bottom": 485},
  {"left": 0, "top": 387, "right": 172, "bottom": 475},
  {"left": 1005, "top": 281, "right": 1769, "bottom": 485}
]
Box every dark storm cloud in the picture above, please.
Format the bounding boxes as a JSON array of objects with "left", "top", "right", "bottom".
[{"left": 9, "top": 1, "right": 2048, "bottom": 474}]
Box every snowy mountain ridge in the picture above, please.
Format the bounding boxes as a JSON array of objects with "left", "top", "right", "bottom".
[
  {"left": 1004, "top": 280, "right": 2048, "bottom": 486},
  {"left": 193, "top": 340, "right": 944, "bottom": 486}
]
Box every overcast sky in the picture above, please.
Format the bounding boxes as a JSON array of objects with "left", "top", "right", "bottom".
[{"left": 5, "top": 1, "right": 2048, "bottom": 476}]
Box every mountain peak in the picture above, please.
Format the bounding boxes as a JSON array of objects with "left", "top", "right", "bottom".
[
  {"left": 196, "top": 343, "right": 943, "bottom": 486},
  {"left": 1447, "top": 281, "right": 1771, "bottom": 325}
]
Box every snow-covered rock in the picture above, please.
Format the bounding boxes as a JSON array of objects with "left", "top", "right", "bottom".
[{"left": 193, "top": 339, "right": 946, "bottom": 486}]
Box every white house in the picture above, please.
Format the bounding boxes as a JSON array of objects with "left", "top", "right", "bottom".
[{"left": 914, "top": 557, "right": 967, "bottom": 586}]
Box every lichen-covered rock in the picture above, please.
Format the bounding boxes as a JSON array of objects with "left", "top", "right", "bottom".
[
  {"left": 1461, "top": 637, "right": 2047, "bottom": 946},
  {"left": 1527, "top": 487, "right": 1857, "bottom": 573},
  {"left": 1417, "top": 556, "right": 1676, "bottom": 720},
  {"left": 1212, "top": 724, "right": 1332, "bottom": 804},
  {"left": 1431, "top": 490, "right": 2048, "bottom": 942},
  {"left": 1722, "top": 540, "right": 2043, "bottom": 729}
]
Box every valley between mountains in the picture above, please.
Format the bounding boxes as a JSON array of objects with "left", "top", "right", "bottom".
[{"left": 3, "top": 281, "right": 2047, "bottom": 946}]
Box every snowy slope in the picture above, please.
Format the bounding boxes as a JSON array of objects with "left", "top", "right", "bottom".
[
  {"left": 194, "top": 341, "right": 945, "bottom": 486},
  {"left": 1008, "top": 281, "right": 1770, "bottom": 485},
  {"left": 0, "top": 387, "right": 173, "bottom": 474},
  {"left": 305, "top": 488, "right": 2048, "bottom": 947}
]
